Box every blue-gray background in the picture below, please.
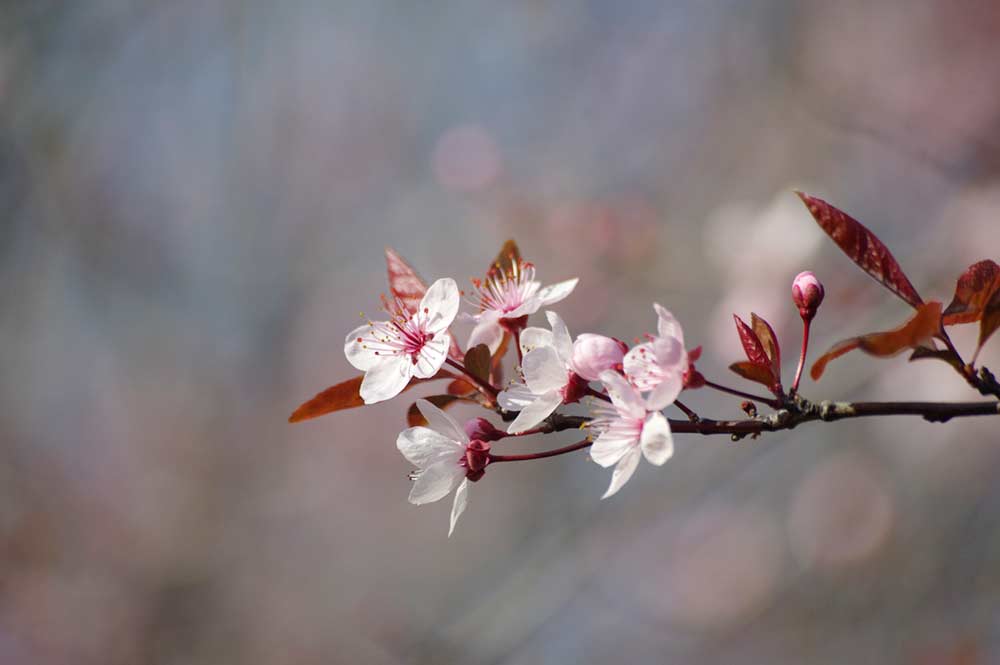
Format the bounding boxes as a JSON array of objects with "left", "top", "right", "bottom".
[{"left": 2, "top": 2, "right": 1000, "bottom": 663}]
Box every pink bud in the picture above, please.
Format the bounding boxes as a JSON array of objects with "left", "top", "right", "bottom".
[
  {"left": 464, "top": 417, "right": 505, "bottom": 442},
  {"left": 464, "top": 439, "right": 491, "bottom": 479},
  {"left": 792, "top": 271, "right": 825, "bottom": 321},
  {"left": 571, "top": 334, "right": 628, "bottom": 381}
]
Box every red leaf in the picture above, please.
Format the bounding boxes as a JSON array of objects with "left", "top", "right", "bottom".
[
  {"left": 810, "top": 301, "right": 943, "bottom": 381},
  {"left": 447, "top": 379, "right": 477, "bottom": 396},
  {"left": 751, "top": 312, "right": 781, "bottom": 385},
  {"left": 487, "top": 239, "right": 522, "bottom": 281},
  {"left": 728, "top": 361, "right": 775, "bottom": 389},
  {"left": 978, "top": 287, "right": 1000, "bottom": 360},
  {"left": 942, "top": 260, "right": 1000, "bottom": 325},
  {"left": 796, "top": 192, "right": 924, "bottom": 309},
  {"left": 384, "top": 247, "right": 428, "bottom": 314},
  {"left": 289, "top": 371, "right": 453, "bottom": 423},
  {"left": 406, "top": 395, "right": 464, "bottom": 427},
  {"left": 734, "top": 314, "right": 771, "bottom": 369}
]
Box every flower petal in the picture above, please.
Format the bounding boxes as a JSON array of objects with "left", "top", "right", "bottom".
[
  {"left": 416, "top": 398, "right": 468, "bottom": 444},
  {"left": 344, "top": 323, "right": 382, "bottom": 371},
  {"left": 654, "top": 303, "right": 684, "bottom": 345},
  {"left": 645, "top": 371, "right": 683, "bottom": 410},
  {"left": 523, "top": 346, "right": 568, "bottom": 395},
  {"left": 467, "top": 314, "right": 504, "bottom": 355},
  {"left": 602, "top": 448, "right": 641, "bottom": 499},
  {"left": 359, "top": 355, "right": 413, "bottom": 404},
  {"left": 408, "top": 459, "right": 463, "bottom": 505},
  {"left": 571, "top": 334, "right": 625, "bottom": 381},
  {"left": 598, "top": 370, "right": 646, "bottom": 420},
  {"left": 397, "top": 426, "right": 463, "bottom": 467},
  {"left": 545, "top": 311, "right": 573, "bottom": 364},
  {"left": 519, "top": 327, "right": 554, "bottom": 355},
  {"left": 413, "top": 333, "right": 450, "bottom": 378},
  {"left": 497, "top": 382, "right": 536, "bottom": 412},
  {"left": 537, "top": 278, "right": 579, "bottom": 306},
  {"left": 590, "top": 424, "right": 637, "bottom": 467},
  {"left": 640, "top": 412, "right": 674, "bottom": 465},
  {"left": 506, "top": 390, "right": 562, "bottom": 433},
  {"left": 421, "top": 277, "right": 461, "bottom": 334},
  {"left": 448, "top": 478, "right": 469, "bottom": 537}
]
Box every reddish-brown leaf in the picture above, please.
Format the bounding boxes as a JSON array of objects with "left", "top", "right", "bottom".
[
  {"left": 942, "top": 260, "right": 1000, "bottom": 325},
  {"left": 796, "top": 192, "right": 924, "bottom": 309},
  {"left": 978, "top": 287, "right": 1000, "bottom": 359},
  {"left": 728, "top": 361, "right": 776, "bottom": 389},
  {"left": 734, "top": 314, "right": 771, "bottom": 368},
  {"left": 406, "top": 395, "right": 464, "bottom": 427},
  {"left": 487, "top": 239, "right": 522, "bottom": 281},
  {"left": 384, "top": 247, "right": 428, "bottom": 314},
  {"left": 464, "top": 344, "right": 492, "bottom": 384},
  {"left": 289, "top": 371, "right": 453, "bottom": 423},
  {"left": 810, "top": 301, "right": 943, "bottom": 380},
  {"left": 751, "top": 312, "right": 781, "bottom": 384},
  {"left": 446, "top": 379, "right": 477, "bottom": 396}
]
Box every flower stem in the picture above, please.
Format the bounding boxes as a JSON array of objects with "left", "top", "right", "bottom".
[
  {"left": 790, "top": 318, "right": 811, "bottom": 395},
  {"left": 444, "top": 357, "right": 498, "bottom": 400},
  {"left": 673, "top": 398, "right": 699, "bottom": 421},
  {"left": 585, "top": 386, "right": 612, "bottom": 402},
  {"left": 512, "top": 328, "right": 523, "bottom": 366},
  {"left": 702, "top": 379, "right": 782, "bottom": 409},
  {"left": 489, "top": 438, "right": 591, "bottom": 462}
]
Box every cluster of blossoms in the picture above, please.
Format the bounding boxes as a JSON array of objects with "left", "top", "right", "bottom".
[
  {"left": 343, "top": 249, "right": 691, "bottom": 535},
  {"left": 295, "top": 193, "right": 1000, "bottom": 538}
]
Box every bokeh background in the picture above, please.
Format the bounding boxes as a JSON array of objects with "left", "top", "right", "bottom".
[{"left": 3, "top": 1, "right": 1000, "bottom": 663}]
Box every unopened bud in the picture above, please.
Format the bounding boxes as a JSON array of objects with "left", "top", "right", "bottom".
[
  {"left": 464, "top": 439, "right": 491, "bottom": 478},
  {"left": 571, "top": 334, "right": 628, "bottom": 381},
  {"left": 792, "top": 271, "right": 824, "bottom": 321},
  {"left": 464, "top": 417, "right": 505, "bottom": 442}
]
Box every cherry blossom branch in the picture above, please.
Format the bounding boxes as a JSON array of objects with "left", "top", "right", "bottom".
[
  {"left": 791, "top": 317, "right": 811, "bottom": 395},
  {"left": 673, "top": 398, "right": 700, "bottom": 421},
  {"left": 488, "top": 439, "right": 592, "bottom": 463},
  {"left": 701, "top": 379, "right": 782, "bottom": 409}
]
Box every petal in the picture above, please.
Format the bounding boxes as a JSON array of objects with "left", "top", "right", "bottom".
[
  {"left": 519, "top": 327, "right": 554, "bottom": 355},
  {"left": 571, "top": 334, "right": 625, "bottom": 381},
  {"left": 448, "top": 479, "right": 469, "bottom": 537},
  {"left": 598, "top": 370, "right": 646, "bottom": 420},
  {"left": 506, "top": 391, "right": 562, "bottom": 434},
  {"left": 359, "top": 355, "right": 413, "bottom": 404},
  {"left": 412, "top": 333, "right": 450, "bottom": 378},
  {"left": 497, "top": 382, "right": 536, "bottom": 412},
  {"left": 602, "top": 448, "right": 641, "bottom": 499},
  {"left": 420, "top": 278, "right": 461, "bottom": 333},
  {"left": 408, "top": 460, "right": 463, "bottom": 505},
  {"left": 416, "top": 398, "right": 468, "bottom": 443},
  {"left": 652, "top": 336, "right": 686, "bottom": 369},
  {"left": 523, "top": 346, "right": 568, "bottom": 395},
  {"left": 537, "top": 278, "right": 579, "bottom": 306},
  {"left": 640, "top": 412, "right": 674, "bottom": 466},
  {"left": 645, "top": 372, "right": 683, "bottom": 410},
  {"left": 397, "top": 426, "right": 463, "bottom": 467},
  {"left": 590, "top": 425, "right": 637, "bottom": 468},
  {"left": 344, "top": 323, "right": 382, "bottom": 371},
  {"left": 654, "top": 303, "right": 684, "bottom": 346},
  {"left": 467, "top": 316, "right": 504, "bottom": 355},
  {"left": 545, "top": 311, "right": 573, "bottom": 364}
]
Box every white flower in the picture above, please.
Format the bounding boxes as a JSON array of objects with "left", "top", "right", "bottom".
[
  {"left": 466, "top": 260, "right": 577, "bottom": 353},
  {"left": 622, "top": 304, "right": 687, "bottom": 410},
  {"left": 345, "top": 278, "right": 460, "bottom": 404},
  {"left": 396, "top": 399, "right": 483, "bottom": 536},
  {"left": 498, "top": 311, "right": 584, "bottom": 434},
  {"left": 589, "top": 370, "right": 674, "bottom": 498}
]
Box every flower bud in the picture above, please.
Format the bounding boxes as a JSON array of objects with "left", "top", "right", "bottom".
[
  {"left": 464, "top": 417, "right": 505, "bottom": 443},
  {"left": 571, "top": 334, "right": 628, "bottom": 381},
  {"left": 464, "top": 439, "right": 491, "bottom": 478},
  {"left": 792, "top": 271, "right": 825, "bottom": 321}
]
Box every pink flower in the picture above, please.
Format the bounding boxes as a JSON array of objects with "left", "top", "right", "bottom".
[
  {"left": 396, "top": 399, "right": 490, "bottom": 536},
  {"left": 589, "top": 371, "right": 674, "bottom": 498},
  {"left": 345, "top": 278, "right": 460, "bottom": 404},
  {"left": 497, "top": 312, "right": 588, "bottom": 433},
  {"left": 622, "top": 304, "right": 688, "bottom": 409},
  {"left": 571, "top": 334, "right": 627, "bottom": 381},
  {"left": 465, "top": 260, "right": 578, "bottom": 353}
]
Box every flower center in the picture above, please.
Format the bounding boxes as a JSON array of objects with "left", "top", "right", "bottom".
[{"left": 470, "top": 261, "right": 537, "bottom": 316}]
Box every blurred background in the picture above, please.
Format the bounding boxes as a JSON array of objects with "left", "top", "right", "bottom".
[{"left": 2, "top": 1, "right": 1000, "bottom": 663}]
